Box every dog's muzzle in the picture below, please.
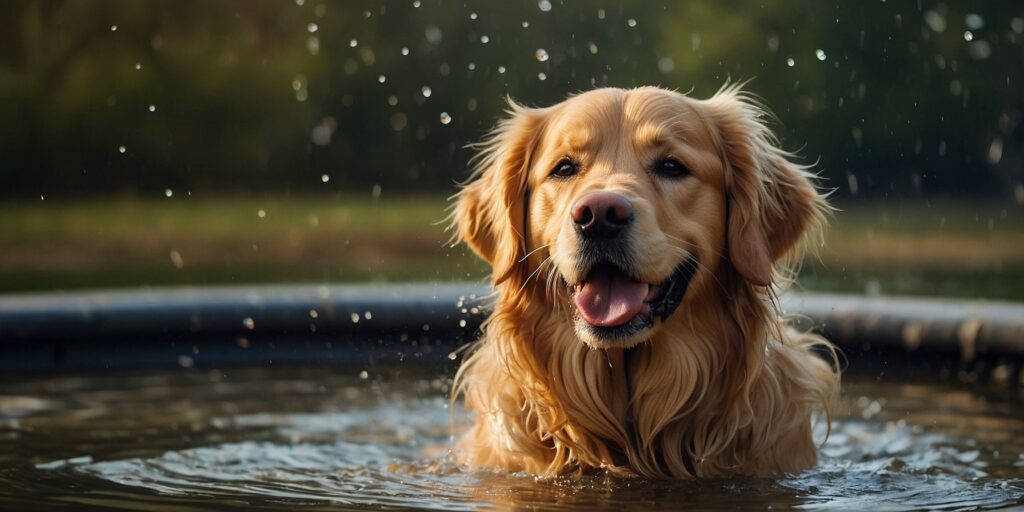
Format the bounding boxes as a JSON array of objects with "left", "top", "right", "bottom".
[{"left": 566, "top": 256, "right": 698, "bottom": 340}]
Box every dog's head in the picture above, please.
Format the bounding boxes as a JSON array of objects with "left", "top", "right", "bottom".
[{"left": 455, "top": 86, "right": 826, "bottom": 349}]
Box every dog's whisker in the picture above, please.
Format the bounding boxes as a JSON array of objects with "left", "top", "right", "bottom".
[
  {"left": 662, "top": 236, "right": 731, "bottom": 296},
  {"left": 665, "top": 244, "right": 730, "bottom": 297},
  {"left": 519, "top": 243, "right": 554, "bottom": 263},
  {"left": 544, "top": 264, "right": 566, "bottom": 313},
  {"left": 517, "top": 255, "right": 553, "bottom": 296}
]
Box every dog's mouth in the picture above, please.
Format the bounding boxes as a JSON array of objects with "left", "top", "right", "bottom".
[{"left": 567, "top": 258, "right": 697, "bottom": 334}]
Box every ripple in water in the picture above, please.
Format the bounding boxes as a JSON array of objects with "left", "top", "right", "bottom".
[
  {"left": 8, "top": 368, "right": 1021, "bottom": 511},
  {"left": 39, "top": 398, "right": 1020, "bottom": 510}
]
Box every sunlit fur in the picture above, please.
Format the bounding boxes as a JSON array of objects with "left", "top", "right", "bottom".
[{"left": 451, "top": 85, "right": 840, "bottom": 478}]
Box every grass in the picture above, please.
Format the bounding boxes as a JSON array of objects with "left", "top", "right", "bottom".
[{"left": 1, "top": 195, "right": 1022, "bottom": 300}]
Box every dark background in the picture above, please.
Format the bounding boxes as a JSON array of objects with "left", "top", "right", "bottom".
[
  {"left": 2, "top": 0, "right": 1021, "bottom": 199},
  {"left": 1, "top": 1, "right": 1022, "bottom": 299}
]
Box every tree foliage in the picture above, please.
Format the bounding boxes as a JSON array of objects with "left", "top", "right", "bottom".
[{"left": 1, "top": 0, "right": 1021, "bottom": 198}]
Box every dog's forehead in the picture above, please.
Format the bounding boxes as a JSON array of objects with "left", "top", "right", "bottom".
[{"left": 546, "top": 88, "right": 702, "bottom": 151}]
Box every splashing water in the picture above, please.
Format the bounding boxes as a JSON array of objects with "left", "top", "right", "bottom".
[{"left": 0, "top": 367, "right": 1018, "bottom": 510}]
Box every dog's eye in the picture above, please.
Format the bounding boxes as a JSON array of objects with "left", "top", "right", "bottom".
[
  {"left": 653, "top": 157, "right": 690, "bottom": 179},
  {"left": 550, "top": 158, "right": 580, "bottom": 179}
]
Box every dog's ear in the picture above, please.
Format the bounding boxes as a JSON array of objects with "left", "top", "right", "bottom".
[
  {"left": 702, "top": 86, "right": 828, "bottom": 286},
  {"left": 454, "top": 99, "right": 548, "bottom": 286}
]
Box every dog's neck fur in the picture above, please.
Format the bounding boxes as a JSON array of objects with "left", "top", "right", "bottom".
[{"left": 456, "top": 271, "right": 834, "bottom": 478}]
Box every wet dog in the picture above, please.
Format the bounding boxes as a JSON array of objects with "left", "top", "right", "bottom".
[{"left": 451, "top": 85, "right": 839, "bottom": 478}]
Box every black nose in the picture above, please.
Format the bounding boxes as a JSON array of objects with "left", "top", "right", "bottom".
[{"left": 571, "top": 191, "right": 634, "bottom": 238}]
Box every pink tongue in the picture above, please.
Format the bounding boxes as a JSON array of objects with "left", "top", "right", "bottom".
[{"left": 573, "top": 270, "right": 649, "bottom": 327}]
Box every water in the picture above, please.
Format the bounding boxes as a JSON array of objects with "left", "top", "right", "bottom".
[{"left": 1, "top": 366, "right": 1021, "bottom": 510}]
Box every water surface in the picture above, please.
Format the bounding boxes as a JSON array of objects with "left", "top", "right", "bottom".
[{"left": 1, "top": 366, "right": 1021, "bottom": 510}]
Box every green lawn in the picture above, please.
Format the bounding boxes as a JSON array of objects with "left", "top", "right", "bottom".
[{"left": 1, "top": 195, "right": 1022, "bottom": 300}]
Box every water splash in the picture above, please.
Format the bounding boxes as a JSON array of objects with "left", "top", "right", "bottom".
[
  {"left": 55, "top": 401, "right": 1024, "bottom": 511},
  {"left": 14, "top": 370, "right": 1024, "bottom": 511}
]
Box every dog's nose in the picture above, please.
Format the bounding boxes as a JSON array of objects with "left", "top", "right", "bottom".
[{"left": 571, "top": 191, "right": 634, "bottom": 238}]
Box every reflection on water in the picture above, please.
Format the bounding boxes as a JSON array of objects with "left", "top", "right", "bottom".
[{"left": 1, "top": 367, "right": 1021, "bottom": 511}]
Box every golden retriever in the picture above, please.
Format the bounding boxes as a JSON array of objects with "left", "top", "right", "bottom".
[{"left": 451, "top": 85, "right": 839, "bottom": 478}]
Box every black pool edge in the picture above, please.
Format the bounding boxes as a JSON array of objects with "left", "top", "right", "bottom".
[{"left": 0, "top": 283, "right": 1022, "bottom": 377}]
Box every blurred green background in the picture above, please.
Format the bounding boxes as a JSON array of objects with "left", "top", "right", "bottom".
[{"left": 1, "top": 0, "right": 1022, "bottom": 299}]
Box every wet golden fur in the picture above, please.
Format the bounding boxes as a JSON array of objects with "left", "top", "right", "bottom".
[{"left": 451, "top": 85, "right": 839, "bottom": 478}]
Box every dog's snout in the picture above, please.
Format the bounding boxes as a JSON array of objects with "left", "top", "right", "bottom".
[{"left": 572, "top": 191, "right": 634, "bottom": 238}]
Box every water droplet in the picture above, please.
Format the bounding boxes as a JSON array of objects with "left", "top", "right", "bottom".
[
  {"left": 307, "top": 23, "right": 318, "bottom": 33},
  {"left": 439, "top": 112, "right": 451, "bottom": 124},
  {"left": 521, "top": 21, "right": 529, "bottom": 28},
  {"left": 321, "top": 174, "right": 330, "bottom": 183},
  {"left": 538, "top": 0, "right": 552, "bottom": 12},
  {"left": 169, "top": 249, "right": 184, "bottom": 269},
  {"left": 535, "top": 48, "right": 549, "bottom": 62},
  {"left": 359, "top": 370, "right": 369, "bottom": 379},
  {"left": 378, "top": 74, "right": 386, "bottom": 83},
  {"left": 498, "top": 65, "right": 506, "bottom": 74},
  {"left": 421, "top": 86, "right": 432, "bottom": 97},
  {"left": 786, "top": 58, "right": 796, "bottom": 67},
  {"left": 480, "top": 35, "right": 489, "bottom": 43},
  {"left": 448, "top": 352, "right": 458, "bottom": 360},
  {"left": 164, "top": 188, "right": 173, "bottom": 197},
  {"left": 467, "top": 62, "right": 476, "bottom": 70},
  {"left": 412, "top": 0, "right": 420, "bottom": 7},
  {"left": 988, "top": 138, "right": 1003, "bottom": 164},
  {"left": 257, "top": 209, "right": 266, "bottom": 218},
  {"left": 148, "top": 104, "right": 156, "bottom": 112},
  {"left": 538, "top": 72, "right": 547, "bottom": 81},
  {"left": 469, "top": 12, "right": 477, "bottom": 20},
  {"left": 815, "top": 49, "right": 827, "bottom": 61},
  {"left": 387, "top": 95, "right": 398, "bottom": 106},
  {"left": 588, "top": 42, "right": 599, "bottom": 54},
  {"left": 924, "top": 10, "right": 947, "bottom": 32},
  {"left": 965, "top": 13, "right": 984, "bottom": 30},
  {"left": 351, "top": 313, "right": 360, "bottom": 323},
  {"left": 134, "top": 63, "right": 142, "bottom": 70},
  {"left": 425, "top": 25, "right": 442, "bottom": 45},
  {"left": 110, "top": 25, "right": 117, "bottom": 32},
  {"left": 118, "top": 145, "right": 126, "bottom": 154},
  {"left": 627, "top": 18, "right": 637, "bottom": 27},
  {"left": 349, "top": 38, "right": 358, "bottom": 47},
  {"left": 657, "top": 57, "right": 675, "bottom": 73},
  {"left": 364, "top": 311, "right": 372, "bottom": 320},
  {"left": 459, "top": 319, "right": 467, "bottom": 327},
  {"left": 309, "top": 309, "right": 319, "bottom": 319},
  {"left": 242, "top": 317, "right": 255, "bottom": 330},
  {"left": 390, "top": 112, "right": 407, "bottom": 131},
  {"left": 963, "top": 30, "right": 974, "bottom": 41}
]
